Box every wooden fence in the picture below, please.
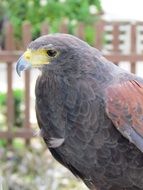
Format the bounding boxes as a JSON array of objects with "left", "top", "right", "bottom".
[{"left": 0, "top": 20, "right": 143, "bottom": 143}]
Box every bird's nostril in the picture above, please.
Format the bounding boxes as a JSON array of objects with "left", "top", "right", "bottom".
[
  {"left": 25, "top": 55, "right": 30, "bottom": 60},
  {"left": 24, "top": 50, "right": 31, "bottom": 60}
]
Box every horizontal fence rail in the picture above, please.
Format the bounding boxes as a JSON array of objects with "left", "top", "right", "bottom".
[{"left": 0, "top": 20, "right": 143, "bottom": 143}]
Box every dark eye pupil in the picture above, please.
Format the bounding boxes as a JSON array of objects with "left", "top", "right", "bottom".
[{"left": 47, "top": 50, "right": 57, "bottom": 57}]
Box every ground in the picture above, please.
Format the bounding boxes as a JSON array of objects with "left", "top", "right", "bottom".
[{"left": 0, "top": 138, "right": 88, "bottom": 190}]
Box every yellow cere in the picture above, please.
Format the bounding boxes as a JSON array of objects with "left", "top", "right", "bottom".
[{"left": 23, "top": 49, "right": 49, "bottom": 66}]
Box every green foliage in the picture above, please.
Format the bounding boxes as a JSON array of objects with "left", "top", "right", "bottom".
[
  {"left": 85, "top": 25, "right": 96, "bottom": 45},
  {"left": 0, "top": 139, "right": 6, "bottom": 148},
  {"left": 1, "top": 0, "right": 102, "bottom": 43},
  {"left": 0, "top": 92, "right": 6, "bottom": 106},
  {"left": 0, "top": 89, "right": 24, "bottom": 128},
  {"left": 12, "top": 138, "right": 25, "bottom": 149},
  {"left": 13, "top": 89, "right": 24, "bottom": 127}
]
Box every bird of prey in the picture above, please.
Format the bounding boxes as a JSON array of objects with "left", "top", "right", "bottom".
[{"left": 16, "top": 34, "right": 143, "bottom": 190}]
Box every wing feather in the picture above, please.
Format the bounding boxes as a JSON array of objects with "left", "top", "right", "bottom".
[{"left": 105, "top": 80, "right": 143, "bottom": 152}]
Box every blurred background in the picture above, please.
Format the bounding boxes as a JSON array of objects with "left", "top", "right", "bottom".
[{"left": 0, "top": 0, "right": 143, "bottom": 189}]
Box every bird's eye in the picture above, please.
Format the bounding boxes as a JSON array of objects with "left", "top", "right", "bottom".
[{"left": 46, "top": 50, "right": 57, "bottom": 57}]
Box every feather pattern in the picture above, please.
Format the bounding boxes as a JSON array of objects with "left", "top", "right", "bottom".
[{"left": 27, "top": 34, "right": 143, "bottom": 190}]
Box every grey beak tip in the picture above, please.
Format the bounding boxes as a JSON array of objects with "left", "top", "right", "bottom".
[
  {"left": 16, "top": 56, "right": 31, "bottom": 76},
  {"left": 16, "top": 64, "right": 21, "bottom": 77},
  {"left": 18, "top": 72, "right": 21, "bottom": 77}
]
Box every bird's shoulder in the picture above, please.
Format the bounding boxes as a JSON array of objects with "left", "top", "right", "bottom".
[{"left": 105, "top": 73, "right": 143, "bottom": 153}]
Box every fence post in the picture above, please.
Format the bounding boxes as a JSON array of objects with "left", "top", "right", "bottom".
[
  {"left": 5, "top": 22, "right": 15, "bottom": 144},
  {"left": 22, "top": 22, "right": 32, "bottom": 143},
  {"left": 59, "top": 20, "right": 68, "bottom": 33},
  {"left": 41, "top": 21, "right": 49, "bottom": 35},
  {"left": 130, "top": 24, "right": 137, "bottom": 73},
  {"left": 76, "top": 23, "right": 85, "bottom": 40},
  {"left": 112, "top": 22, "right": 120, "bottom": 65},
  {"left": 94, "top": 20, "right": 104, "bottom": 50}
]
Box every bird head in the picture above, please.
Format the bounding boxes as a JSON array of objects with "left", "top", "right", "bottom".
[{"left": 16, "top": 33, "right": 92, "bottom": 76}]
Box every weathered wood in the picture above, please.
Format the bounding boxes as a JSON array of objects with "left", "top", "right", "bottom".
[
  {"left": 22, "top": 22, "right": 31, "bottom": 129},
  {"left": 41, "top": 22, "right": 49, "bottom": 35},
  {"left": 76, "top": 23, "right": 85, "bottom": 40},
  {"left": 105, "top": 54, "right": 143, "bottom": 62},
  {"left": 112, "top": 23, "right": 120, "bottom": 65},
  {"left": 59, "top": 21, "right": 68, "bottom": 33},
  {"left": 136, "top": 21, "right": 143, "bottom": 25},
  {"left": 130, "top": 24, "right": 137, "bottom": 73},
  {"left": 94, "top": 20, "right": 104, "bottom": 50},
  {"left": 112, "top": 23, "right": 120, "bottom": 53},
  {"left": 5, "top": 22, "right": 15, "bottom": 144},
  {"left": 22, "top": 22, "right": 32, "bottom": 144},
  {"left": 0, "top": 51, "right": 22, "bottom": 62},
  {"left": 0, "top": 52, "right": 143, "bottom": 63},
  {"left": 0, "top": 129, "right": 34, "bottom": 139}
]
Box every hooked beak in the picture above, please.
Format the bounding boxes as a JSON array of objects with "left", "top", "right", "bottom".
[
  {"left": 16, "top": 49, "right": 49, "bottom": 76},
  {"left": 16, "top": 55, "right": 31, "bottom": 76}
]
